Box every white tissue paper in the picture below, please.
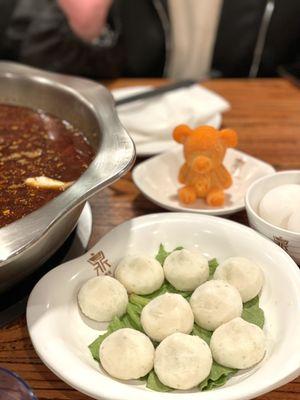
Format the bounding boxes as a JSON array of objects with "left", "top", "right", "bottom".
[{"left": 112, "top": 84, "right": 230, "bottom": 143}]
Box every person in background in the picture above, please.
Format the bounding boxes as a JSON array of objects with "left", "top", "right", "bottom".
[{"left": 0, "top": 0, "right": 300, "bottom": 80}]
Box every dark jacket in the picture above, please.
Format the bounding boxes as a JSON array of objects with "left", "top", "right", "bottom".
[{"left": 1, "top": 0, "right": 300, "bottom": 78}]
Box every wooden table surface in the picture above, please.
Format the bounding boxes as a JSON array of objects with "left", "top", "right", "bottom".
[{"left": 1, "top": 78, "right": 300, "bottom": 399}]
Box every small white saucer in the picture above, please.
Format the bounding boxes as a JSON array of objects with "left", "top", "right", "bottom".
[
  {"left": 132, "top": 148, "right": 275, "bottom": 216},
  {"left": 113, "top": 86, "right": 223, "bottom": 157}
]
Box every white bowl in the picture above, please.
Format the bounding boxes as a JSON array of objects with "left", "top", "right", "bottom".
[
  {"left": 245, "top": 170, "right": 300, "bottom": 264},
  {"left": 27, "top": 213, "right": 300, "bottom": 400},
  {"left": 133, "top": 147, "right": 275, "bottom": 216}
]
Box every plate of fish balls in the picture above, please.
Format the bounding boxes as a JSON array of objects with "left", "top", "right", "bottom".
[{"left": 27, "top": 213, "right": 300, "bottom": 400}]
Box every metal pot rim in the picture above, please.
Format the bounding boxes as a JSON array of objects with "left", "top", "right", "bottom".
[{"left": 0, "top": 62, "right": 135, "bottom": 267}]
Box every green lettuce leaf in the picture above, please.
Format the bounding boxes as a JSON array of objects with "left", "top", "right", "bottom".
[
  {"left": 155, "top": 243, "right": 183, "bottom": 265},
  {"left": 129, "top": 293, "right": 151, "bottom": 307},
  {"left": 192, "top": 323, "right": 212, "bottom": 345},
  {"left": 146, "top": 371, "right": 172, "bottom": 392},
  {"left": 130, "top": 282, "right": 191, "bottom": 304},
  {"left": 126, "top": 303, "right": 144, "bottom": 331},
  {"left": 208, "top": 258, "right": 219, "bottom": 278},
  {"left": 199, "top": 362, "right": 236, "bottom": 391},
  {"left": 163, "top": 281, "right": 192, "bottom": 299},
  {"left": 242, "top": 295, "right": 265, "bottom": 328},
  {"left": 88, "top": 333, "right": 108, "bottom": 362}
]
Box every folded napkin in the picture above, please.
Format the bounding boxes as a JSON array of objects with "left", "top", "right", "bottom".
[{"left": 112, "top": 84, "right": 230, "bottom": 141}]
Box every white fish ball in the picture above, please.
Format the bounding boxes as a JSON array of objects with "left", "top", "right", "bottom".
[
  {"left": 141, "top": 293, "right": 194, "bottom": 342},
  {"left": 164, "top": 249, "right": 209, "bottom": 291},
  {"left": 78, "top": 276, "right": 128, "bottom": 322},
  {"left": 100, "top": 328, "right": 154, "bottom": 380},
  {"left": 214, "top": 257, "right": 264, "bottom": 302},
  {"left": 190, "top": 280, "right": 242, "bottom": 331},
  {"left": 115, "top": 255, "right": 164, "bottom": 295},
  {"left": 154, "top": 333, "right": 212, "bottom": 390},
  {"left": 210, "top": 317, "right": 266, "bottom": 369}
]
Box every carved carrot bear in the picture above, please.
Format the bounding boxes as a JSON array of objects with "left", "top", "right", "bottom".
[{"left": 173, "top": 125, "right": 237, "bottom": 207}]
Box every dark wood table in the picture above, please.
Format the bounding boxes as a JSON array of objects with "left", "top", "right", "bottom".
[{"left": 1, "top": 78, "right": 300, "bottom": 399}]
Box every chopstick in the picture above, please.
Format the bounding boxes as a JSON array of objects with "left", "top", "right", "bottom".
[{"left": 115, "top": 79, "right": 197, "bottom": 106}]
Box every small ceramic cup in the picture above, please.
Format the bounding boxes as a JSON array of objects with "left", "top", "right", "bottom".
[{"left": 245, "top": 170, "right": 300, "bottom": 265}]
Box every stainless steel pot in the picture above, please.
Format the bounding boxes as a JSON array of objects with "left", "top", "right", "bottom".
[{"left": 0, "top": 62, "right": 135, "bottom": 292}]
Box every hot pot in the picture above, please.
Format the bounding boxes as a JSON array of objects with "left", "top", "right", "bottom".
[{"left": 0, "top": 62, "right": 135, "bottom": 292}]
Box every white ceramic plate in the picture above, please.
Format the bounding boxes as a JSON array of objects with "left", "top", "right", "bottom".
[
  {"left": 27, "top": 213, "right": 300, "bottom": 400},
  {"left": 132, "top": 148, "right": 275, "bottom": 216},
  {"left": 112, "top": 86, "right": 222, "bottom": 157}
]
